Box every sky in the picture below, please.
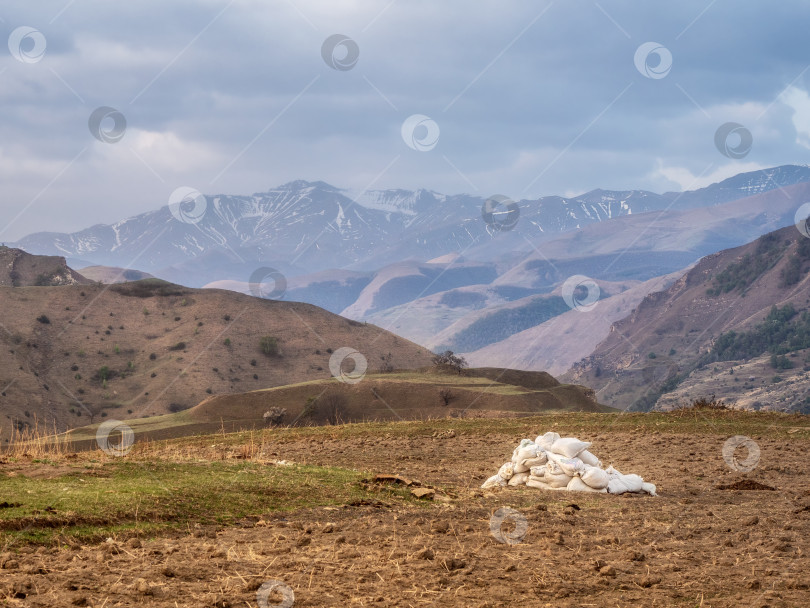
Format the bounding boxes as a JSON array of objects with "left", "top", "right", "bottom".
[{"left": 2, "top": 0, "right": 810, "bottom": 241}]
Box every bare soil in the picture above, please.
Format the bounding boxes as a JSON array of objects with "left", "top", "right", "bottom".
[{"left": 1, "top": 428, "right": 808, "bottom": 607}]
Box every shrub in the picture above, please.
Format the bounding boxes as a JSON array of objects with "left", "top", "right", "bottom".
[
  {"left": 320, "top": 393, "right": 348, "bottom": 425},
  {"left": 770, "top": 354, "right": 794, "bottom": 370},
  {"left": 168, "top": 342, "right": 186, "bottom": 351},
  {"left": 223, "top": 338, "right": 231, "bottom": 347},
  {"left": 95, "top": 366, "right": 118, "bottom": 383},
  {"left": 263, "top": 406, "right": 287, "bottom": 426},
  {"left": 302, "top": 396, "right": 318, "bottom": 419},
  {"left": 259, "top": 336, "right": 280, "bottom": 356},
  {"left": 36, "top": 315, "right": 50, "bottom": 324},
  {"left": 672, "top": 395, "right": 730, "bottom": 415},
  {"left": 439, "top": 388, "right": 454, "bottom": 406},
  {"left": 379, "top": 353, "right": 394, "bottom": 373},
  {"left": 34, "top": 269, "right": 61, "bottom": 286},
  {"left": 432, "top": 350, "right": 468, "bottom": 373}
]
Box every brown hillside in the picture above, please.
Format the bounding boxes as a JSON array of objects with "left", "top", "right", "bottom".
[
  {"left": 78, "top": 265, "right": 155, "bottom": 283},
  {"left": 0, "top": 279, "right": 434, "bottom": 442},
  {"left": 563, "top": 224, "right": 810, "bottom": 411},
  {"left": 113, "top": 367, "right": 610, "bottom": 441},
  {"left": 0, "top": 246, "right": 90, "bottom": 287}
]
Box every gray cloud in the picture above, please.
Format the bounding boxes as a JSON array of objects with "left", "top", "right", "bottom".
[{"left": 1, "top": 0, "right": 810, "bottom": 241}]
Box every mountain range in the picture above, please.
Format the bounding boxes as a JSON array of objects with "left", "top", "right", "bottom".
[
  {"left": 12, "top": 165, "right": 810, "bottom": 285},
  {"left": 10, "top": 165, "right": 810, "bottom": 414}
]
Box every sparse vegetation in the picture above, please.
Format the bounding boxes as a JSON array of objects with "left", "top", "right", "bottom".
[
  {"left": 780, "top": 236, "right": 810, "bottom": 287},
  {"left": 259, "top": 336, "right": 280, "bottom": 356},
  {"left": 705, "top": 304, "right": 810, "bottom": 364},
  {"left": 34, "top": 268, "right": 63, "bottom": 286},
  {"left": 378, "top": 352, "right": 394, "bottom": 373},
  {"left": 110, "top": 279, "right": 188, "bottom": 298},
  {"left": 706, "top": 232, "right": 785, "bottom": 296}
]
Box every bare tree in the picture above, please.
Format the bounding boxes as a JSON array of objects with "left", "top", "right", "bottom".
[{"left": 319, "top": 393, "right": 349, "bottom": 425}]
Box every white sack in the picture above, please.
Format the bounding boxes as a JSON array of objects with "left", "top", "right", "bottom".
[
  {"left": 513, "top": 444, "right": 541, "bottom": 463},
  {"left": 579, "top": 464, "right": 610, "bottom": 490},
  {"left": 513, "top": 461, "right": 530, "bottom": 474},
  {"left": 497, "top": 462, "right": 514, "bottom": 481},
  {"left": 548, "top": 437, "right": 592, "bottom": 458},
  {"left": 522, "top": 454, "right": 547, "bottom": 469},
  {"left": 535, "top": 432, "right": 559, "bottom": 451},
  {"left": 544, "top": 471, "right": 573, "bottom": 488},
  {"left": 511, "top": 439, "right": 536, "bottom": 462},
  {"left": 526, "top": 478, "right": 567, "bottom": 491},
  {"left": 607, "top": 473, "right": 644, "bottom": 495},
  {"left": 514, "top": 453, "right": 547, "bottom": 474},
  {"left": 548, "top": 454, "right": 585, "bottom": 477},
  {"left": 578, "top": 450, "right": 601, "bottom": 467},
  {"left": 508, "top": 472, "right": 530, "bottom": 486},
  {"left": 641, "top": 482, "right": 657, "bottom": 496},
  {"left": 567, "top": 476, "right": 608, "bottom": 493},
  {"left": 529, "top": 466, "right": 546, "bottom": 478},
  {"left": 481, "top": 474, "right": 506, "bottom": 489}
]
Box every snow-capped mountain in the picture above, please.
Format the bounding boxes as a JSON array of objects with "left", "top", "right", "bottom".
[{"left": 11, "top": 165, "right": 810, "bottom": 286}]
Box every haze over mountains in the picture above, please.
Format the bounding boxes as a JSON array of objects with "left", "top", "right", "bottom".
[
  {"left": 12, "top": 165, "right": 810, "bottom": 284},
  {"left": 9, "top": 165, "right": 810, "bottom": 416}
]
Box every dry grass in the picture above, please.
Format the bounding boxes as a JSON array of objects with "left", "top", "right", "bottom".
[{"left": 1, "top": 417, "right": 75, "bottom": 459}]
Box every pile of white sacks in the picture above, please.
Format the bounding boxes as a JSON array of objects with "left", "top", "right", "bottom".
[{"left": 482, "top": 432, "right": 657, "bottom": 495}]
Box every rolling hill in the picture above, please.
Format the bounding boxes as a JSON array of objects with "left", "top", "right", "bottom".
[
  {"left": 0, "top": 267, "right": 436, "bottom": 442},
  {"left": 63, "top": 367, "right": 612, "bottom": 445}
]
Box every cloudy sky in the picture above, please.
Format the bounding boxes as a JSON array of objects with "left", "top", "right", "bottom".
[{"left": 1, "top": 0, "right": 810, "bottom": 241}]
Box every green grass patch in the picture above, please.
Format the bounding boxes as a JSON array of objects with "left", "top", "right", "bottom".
[{"left": 0, "top": 461, "right": 412, "bottom": 547}]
